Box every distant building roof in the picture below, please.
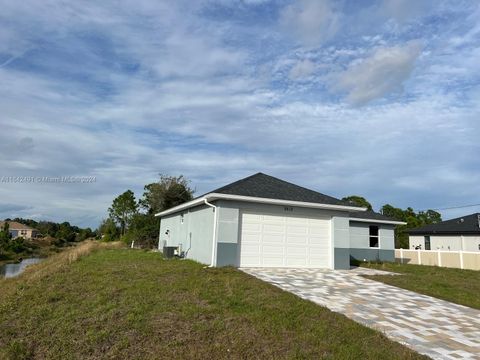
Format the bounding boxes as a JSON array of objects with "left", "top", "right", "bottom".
[
  {"left": 0, "top": 221, "right": 36, "bottom": 231},
  {"left": 407, "top": 213, "right": 480, "bottom": 235}
]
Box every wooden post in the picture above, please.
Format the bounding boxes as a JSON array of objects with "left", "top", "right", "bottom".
[
  {"left": 460, "top": 251, "right": 464, "bottom": 269},
  {"left": 418, "top": 249, "right": 422, "bottom": 265},
  {"left": 400, "top": 248, "right": 404, "bottom": 264},
  {"left": 438, "top": 250, "right": 442, "bottom": 267}
]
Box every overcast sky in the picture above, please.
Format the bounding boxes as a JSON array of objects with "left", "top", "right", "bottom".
[{"left": 1, "top": 0, "right": 479, "bottom": 228}]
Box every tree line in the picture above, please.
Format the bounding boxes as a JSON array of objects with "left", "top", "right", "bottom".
[
  {"left": 101, "top": 175, "right": 194, "bottom": 247},
  {"left": 0, "top": 218, "right": 96, "bottom": 261}
]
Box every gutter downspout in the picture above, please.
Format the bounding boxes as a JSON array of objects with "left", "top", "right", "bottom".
[{"left": 204, "top": 198, "right": 218, "bottom": 267}]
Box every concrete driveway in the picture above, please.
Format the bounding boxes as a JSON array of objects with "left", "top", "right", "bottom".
[{"left": 241, "top": 267, "right": 480, "bottom": 360}]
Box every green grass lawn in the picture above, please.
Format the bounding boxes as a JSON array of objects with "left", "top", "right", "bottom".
[
  {"left": 0, "top": 248, "right": 426, "bottom": 359},
  {"left": 361, "top": 262, "right": 480, "bottom": 310}
]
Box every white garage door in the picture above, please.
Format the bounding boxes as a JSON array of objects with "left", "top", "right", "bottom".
[{"left": 240, "top": 210, "right": 331, "bottom": 268}]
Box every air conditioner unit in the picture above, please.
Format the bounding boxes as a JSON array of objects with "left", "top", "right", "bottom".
[{"left": 163, "top": 246, "right": 177, "bottom": 258}]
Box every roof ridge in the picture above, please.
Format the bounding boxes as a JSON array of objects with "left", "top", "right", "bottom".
[
  {"left": 257, "top": 173, "right": 344, "bottom": 202},
  {"left": 204, "top": 172, "right": 356, "bottom": 207},
  {"left": 208, "top": 172, "right": 265, "bottom": 194}
]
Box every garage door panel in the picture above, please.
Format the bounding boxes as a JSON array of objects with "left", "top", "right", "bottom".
[
  {"left": 286, "top": 235, "right": 308, "bottom": 245},
  {"left": 242, "top": 222, "right": 262, "bottom": 232},
  {"left": 308, "top": 246, "right": 329, "bottom": 257},
  {"left": 263, "top": 224, "right": 284, "bottom": 233},
  {"left": 286, "top": 217, "right": 308, "bottom": 224},
  {"left": 241, "top": 244, "right": 261, "bottom": 253},
  {"left": 240, "top": 211, "right": 331, "bottom": 268},
  {"left": 308, "top": 256, "right": 329, "bottom": 266},
  {"left": 262, "top": 256, "right": 284, "bottom": 267},
  {"left": 309, "top": 235, "right": 329, "bottom": 245},
  {"left": 286, "top": 257, "right": 308, "bottom": 266},
  {"left": 242, "top": 256, "right": 261, "bottom": 267},
  {"left": 286, "top": 246, "right": 307, "bottom": 256},
  {"left": 262, "top": 234, "right": 284, "bottom": 243},
  {"left": 243, "top": 213, "right": 263, "bottom": 221},
  {"left": 309, "top": 226, "right": 329, "bottom": 235},
  {"left": 263, "top": 214, "right": 284, "bottom": 222},
  {"left": 287, "top": 225, "right": 308, "bottom": 234},
  {"left": 263, "top": 245, "right": 284, "bottom": 254},
  {"left": 241, "top": 233, "right": 261, "bottom": 243}
]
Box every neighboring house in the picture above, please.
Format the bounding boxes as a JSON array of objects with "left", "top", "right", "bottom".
[
  {"left": 408, "top": 213, "right": 480, "bottom": 252},
  {"left": 0, "top": 221, "right": 39, "bottom": 239},
  {"left": 156, "top": 173, "right": 404, "bottom": 269}
]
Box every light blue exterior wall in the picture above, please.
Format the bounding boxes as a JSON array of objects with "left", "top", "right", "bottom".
[
  {"left": 332, "top": 216, "right": 350, "bottom": 269},
  {"left": 158, "top": 200, "right": 397, "bottom": 269},
  {"left": 332, "top": 220, "right": 396, "bottom": 269},
  {"left": 159, "top": 204, "right": 215, "bottom": 265},
  {"left": 348, "top": 221, "right": 395, "bottom": 263},
  {"left": 215, "top": 201, "right": 240, "bottom": 266}
]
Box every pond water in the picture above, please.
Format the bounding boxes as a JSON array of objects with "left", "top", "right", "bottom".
[{"left": 0, "top": 258, "right": 43, "bottom": 278}]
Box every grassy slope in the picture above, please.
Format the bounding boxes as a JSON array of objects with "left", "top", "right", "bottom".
[
  {"left": 0, "top": 249, "right": 426, "bottom": 360},
  {"left": 361, "top": 262, "right": 480, "bottom": 310}
]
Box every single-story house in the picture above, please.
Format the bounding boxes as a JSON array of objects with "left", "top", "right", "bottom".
[
  {"left": 408, "top": 213, "right": 480, "bottom": 252},
  {"left": 0, "top": 221, "right": 39, "bottom": 239},
  {"left": 156, "top": 173, "right": 405, "bottom": 269}
]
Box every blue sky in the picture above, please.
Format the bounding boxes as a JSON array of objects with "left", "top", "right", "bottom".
[{"left": 0, "top": 0, "right": 479, "bottom": 228}]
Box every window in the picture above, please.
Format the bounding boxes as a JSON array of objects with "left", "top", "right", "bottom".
[
  {"left": 424, "top": 236, "right": 431, "bottom": 250},
  {"left": 369, "top": 226, "right": 379, "bottom": 248}
]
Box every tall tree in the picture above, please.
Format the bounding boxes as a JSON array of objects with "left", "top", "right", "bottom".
[
  {"left": 108, "top": 190, "right": 138, "bottom": 235},
  {"left": 341, "top": 195, "right": 373, "bottom": 211},
  {"left": 140, "top": 174, "right": 194, "bottom": 214},
  {"left": 380, "top": 204, "right": 442, "bottom": 249},
  {"left": 124, "top": 213, "right": 160, "bottom": 248},
  {"left": 98, "top": 218, "right": 119, "bottom": 241},
  {"left": 0, "top": 222, "right": 12, "bottom": 246},
  {"left": 417, "top": 210, "right": 442, "bottom": 225}
]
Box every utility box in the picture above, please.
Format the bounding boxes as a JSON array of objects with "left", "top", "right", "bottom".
[{"left": 163, "top": 246, "right": 177, "bottom": 258}]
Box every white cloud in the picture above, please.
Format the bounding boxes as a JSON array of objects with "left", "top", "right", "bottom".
[
  {"left": 289, "top": 59, "right": 316, "bottom": 80},
  {"left": 0, "top": 0, "right": 479, "bottom": 227},
  {"left": 331, "top": 41, "right": 423, "bottom": 105},
  {"left": 280, "top": 0, "right": 340, "bottom": 47},
  {"left": 379, "top": 0, "right": 431, "bottom": 23}
]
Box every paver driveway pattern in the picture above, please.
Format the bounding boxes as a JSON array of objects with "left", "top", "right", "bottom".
[{"left": 241, "top": 267, "right": 480, "bottom": 360}]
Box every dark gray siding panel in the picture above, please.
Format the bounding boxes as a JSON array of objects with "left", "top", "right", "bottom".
[
  {"left": 349, "top": 248, "right": 394, "bottom": 262},
  {"left": 334, "top": 248, "right": 350, "bottom": 270},
  {"left": 216, "top": 243, "right": 238, "bottom": 267}
]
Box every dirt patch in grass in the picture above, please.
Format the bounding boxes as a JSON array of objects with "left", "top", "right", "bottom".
[
  {"left": 0, "top": 250, "right": 427, "bottom": 359},
  {"left": 361, "top": 262, "right": 480, "bottom": 310}
]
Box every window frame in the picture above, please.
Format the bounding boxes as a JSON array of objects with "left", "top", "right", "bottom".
[
  {"left": 369, "top": 225, "right": 379, "bottom": 248},
  {"left": 424, "top": 236, "right": 431, "bottom": 250}
]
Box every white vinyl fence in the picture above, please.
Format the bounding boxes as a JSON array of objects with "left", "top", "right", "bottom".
[{"left": 395, "top": 249, "right": 480, "bottom": 271}]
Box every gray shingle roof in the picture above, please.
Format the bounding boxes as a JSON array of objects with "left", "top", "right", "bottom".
[
  {"left": 349, "top": 210, "right": 400, "bottom": 222},
  {"left": 208, "top": 173, "right": 357, "bottom": 207},
  {"left": 407, "top": 213, "right": 480, "bottom": 235}
]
